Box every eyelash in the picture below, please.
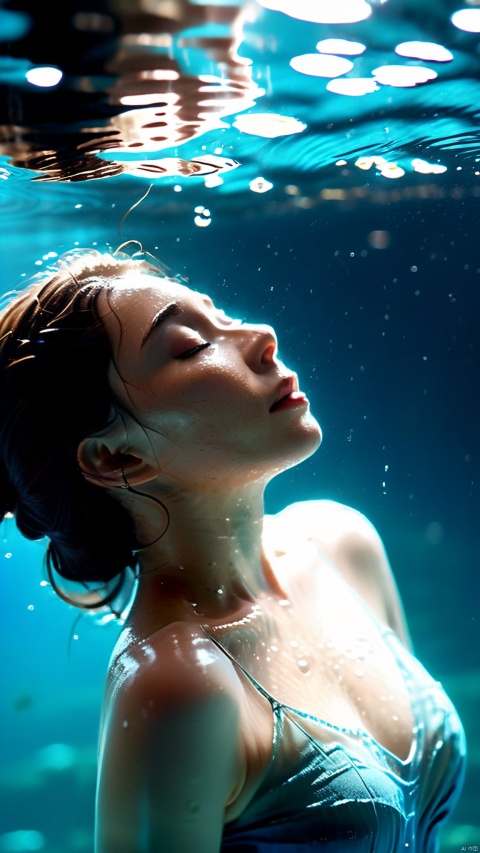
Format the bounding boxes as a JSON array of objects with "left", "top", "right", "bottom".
[{"left": 175, "top": 342, "right": 211, "bottom": 360}]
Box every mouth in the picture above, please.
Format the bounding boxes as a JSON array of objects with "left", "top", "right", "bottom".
[{"left": 269, "top": 374, "right": 305, "bottom": 412}]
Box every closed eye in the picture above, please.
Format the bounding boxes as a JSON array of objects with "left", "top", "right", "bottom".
[{"left": 175, "top": 342, "right": 211, "bottom": 360}]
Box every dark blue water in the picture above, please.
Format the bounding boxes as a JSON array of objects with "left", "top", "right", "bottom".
[{"left": 0, "top": 0, "right": 479, "bottom": 850}]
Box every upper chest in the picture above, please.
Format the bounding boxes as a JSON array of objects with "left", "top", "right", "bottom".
[{"left": 210, "top": 541, "right": 415, "bottom": 777}]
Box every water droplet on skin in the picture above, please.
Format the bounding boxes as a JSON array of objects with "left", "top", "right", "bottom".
[
  {"left": 278, "top": 599, "right": 290, "bottom": 607},
  {"left": 271, "top": 645, "right": 278, "bottom": 652},
  {"left": 354, "top": 669, "right": 365, "bottom": 677},
  {"left": 290, "top": 640, "right": 299, "bottom": 648},
  {"left": 297, "top": 658, "right": 310, "bottom": 673},
  {"left": 215, "top": 588, "right": 224, "bottom": 595},
  {"left": 333, "top": 664, "right": 340, "bottom": 670},
  {"left": 123, "top": 720, "right": 129, "bottom": 728},
  {"left": 392, "top": 714, "right": 399, "bottom": 721}
]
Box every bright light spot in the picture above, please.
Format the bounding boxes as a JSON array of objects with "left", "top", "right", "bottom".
[
  {"left": 214, "top": 147, "right": 223, "bottom": 154},
  {"left": 412, "top": 158, "right": 447, "bottom": 174},
  {"left": 0, "top": 830, "right": 45, "bottom": 851},
  {"left": 395, "top": 41, "right": 453, "bottom": 62},
  {"left": 0, "top": 168, "right": 9, "bottom": 180},
  {"left": 336, "top": 159, "right": 347, "bottom": 166},
  {"left": 25, "top": 66, "right": 63, "bottom": 88},
  {"left": 120, "top": 93, "right": 176, "bottom": 106},
  {"left": 74, "top": 204, "right": 82, "bottom": 209},
  {"left": 194, "top": 215, "right": 212, "bottom": 227},
  {"left": 327, "top": 77, "right": 379, "bottom": 95},
  {"left": 290, "top": 54, "right": 354, "bottom": 78},
  {"left": 317, "top": 38, "right": 366, "bottom": 55},
  {"left": 233, "top": 113, "right": 306, "bottom": 137},
  {"left": 173, "top": 185, "right": 182, "bottom": 192},
  {"left": 250, "top": 177, "right": 273, "bottom": 193},
  {"left": 379, "top": 163, "right": 405, "bottom": 179},
  {"left": 372, "top": 65, "right": 437, "bottom": 87},
  {"left": 355, "top": 156, "right": 404, "bottom": 178},
  {"left": 257, "top": 0, "right": 372, "bottom": 24},
  {"left": 451, "top": 8, "right": 480, "bottom": 31},
  {"left": 355, "top": 156, "right": 386, "bottom": 170},
  {"left": 194, "top": 206, "right": 212, "bottom": 227},
  {"left": 204, "top": 174, "right": 224, "bottom": 187}
]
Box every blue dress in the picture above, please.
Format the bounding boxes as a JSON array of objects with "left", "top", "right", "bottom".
[{"left": 204, "top": 623, "right": 467, "bottom": 852}]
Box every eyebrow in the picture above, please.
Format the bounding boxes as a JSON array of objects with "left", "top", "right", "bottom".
[{"left": 141, "top": 301, "right": 180, "bottom": 349}]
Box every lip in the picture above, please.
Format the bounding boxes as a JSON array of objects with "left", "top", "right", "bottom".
[{"left": 269, "top": 374, "right": 299, "bottom": 412}]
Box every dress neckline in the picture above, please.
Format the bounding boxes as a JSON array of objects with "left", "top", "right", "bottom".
[{"left": 201, "top": 623, "right": 422, "bottom": 771}]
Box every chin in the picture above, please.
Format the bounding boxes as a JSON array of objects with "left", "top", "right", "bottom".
[{"left": 275, "top": 412, "right": 323, "bottom": 471}]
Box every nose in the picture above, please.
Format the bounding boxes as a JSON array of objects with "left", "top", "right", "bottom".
[{"left": 240, "top": 323, "right": 278, "bottom": 371}]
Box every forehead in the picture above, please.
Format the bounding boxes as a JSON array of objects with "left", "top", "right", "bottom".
[{"left": 99, "top": 272, "right": 212, "bottom": 342}]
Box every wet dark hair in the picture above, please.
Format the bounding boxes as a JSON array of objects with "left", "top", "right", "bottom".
[{"left": 0, "top": 247, "right": 171, "bottom": 613}]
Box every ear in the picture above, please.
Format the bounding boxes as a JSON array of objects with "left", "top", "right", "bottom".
[{"left": 77, "top": 429, "right": 158, "bottom": 490}]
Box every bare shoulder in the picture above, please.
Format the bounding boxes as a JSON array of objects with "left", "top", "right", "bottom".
[
  {"left": 97, "top": 623, "right": 245, "bottom": 852},
  {"left": 268, "top": 500, "right": 414, "bottom": 652},
  {"left": 267, "top": 498, "right": 389, "bottom": 561},
  {"left": 106, "top": 620, "right": 244, "bottom": 716}
]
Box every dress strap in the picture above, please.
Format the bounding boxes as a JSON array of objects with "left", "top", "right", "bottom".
[{"left": 200, "top": 626, "right": 280, "bottom": 708}]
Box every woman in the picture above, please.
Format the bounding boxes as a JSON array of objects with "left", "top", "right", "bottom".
[{"left": 0, "top": 247, "right": 466, "bottom": 852}]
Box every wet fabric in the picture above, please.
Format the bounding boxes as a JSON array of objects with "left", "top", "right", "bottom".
[{"left": 203, "top": 622, "right": 467, "bottom": 852}]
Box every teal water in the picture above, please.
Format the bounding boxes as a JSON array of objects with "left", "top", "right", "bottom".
[{"left": 0, "top": 0, "right": 479, "bottom": 851}]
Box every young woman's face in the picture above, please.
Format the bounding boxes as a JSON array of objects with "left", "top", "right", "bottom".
[{"left": 100, "top": 273, "right": 321, "bottom": 491}]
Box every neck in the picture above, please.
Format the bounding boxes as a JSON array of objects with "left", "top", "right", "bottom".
[{"left": 123, "top": 482, "right": 285, "bottom": 627}]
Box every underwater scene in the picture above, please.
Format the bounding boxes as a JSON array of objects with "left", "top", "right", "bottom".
[{"left": 0, "top": 0, "right": 479, "bottom": 850}]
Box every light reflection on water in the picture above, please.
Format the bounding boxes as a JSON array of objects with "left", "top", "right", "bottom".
[{"left": 0, "top": 0, "right": 480, "bottom": 201}]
